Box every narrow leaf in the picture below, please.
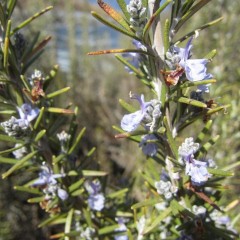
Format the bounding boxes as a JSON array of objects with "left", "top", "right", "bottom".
[
  {"left": 68, "top": 127, "right": 86, "bottom": 154},
  {"left": 14, "top": 186, "right": 42, "bottom": 195},
  {"left": 163, "top": 19, "right": 170, "bottom": 52},
  {"left": 91, "top": 11, "right": 139, "bottom": 40},
  {"left": 82, "top": 170, "right": 108, "bottom": 177},
  {"left": 46, "top": 107, "right": 74, "bottom": 114},
  {"left": 208, "top": 168, "right": 234, "bottom": 177},
  {"left": 3, "top": 20, "right": 11, "bottom": 69},
  {"left": 196, "top": 120, "right": 213, "bottom": 143},
  {"left": 33, "top": 107, "right": 45, "bottom": 130},
  {"left": 2, "top": 150, "right": 38, "bottom": 179},
  {"left": 34, "top": 129, "right": 46, "bottom": 142},
  {"left": 11, "top": 6, "right": 53, "bottom": 35},
  {"left": 171, "top": 96, "right": 207, "bottom": 108},
  {"left": 143, "top": 0, "right": 172, "bottom": 41},
  {"left": 131, "top": 199, "right": 160, "bottom": 210},
  {"left": 196, "top": 135, "right": 220, "bottom": 157},
  {"left": 64, "top": 208, "right": 74, "bottom": 240},
  {"left": 0, "top": 134, "right": 24, "bottom": 143},
  {"left": 116, "top": 0, "right": 130, "bottom": 19},
  {"left": 97, "top": 0, "right": 132, "bottom": 31},
  {"left": 107, "top": 188, "right": 129, "bottom": 199},
  {"left": 46, "top": 87, "right": 71, "bottom": 99},
  {"left": 174, "top": 0, "right": 212, "bottom": 33},
  {"left": 143, "top": 207, "right": 171, "bottom": 234}
]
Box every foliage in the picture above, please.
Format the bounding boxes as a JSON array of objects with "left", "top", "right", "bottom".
[{"left": 0, "top": 0, "right": 239, "bottom": 240}]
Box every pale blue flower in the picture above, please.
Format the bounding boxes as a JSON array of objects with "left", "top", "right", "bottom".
[
  {"left": 139, "top": 134, "right": 158, "bottom": 156},
  {"left": 17, "top": 103, "right": 39, "bottom": 123},
  {"left": 185, "top": 158, "right": 212, "bottom": 186},
  {"left": 179, "top": 138, "right": 211, "bottom": 185},
  {"left": 85, "top": 180, "right": 105, "bottom": 211},
  {"left": 33, "top": 164, "right": 63, "bottom": 186},
  {"left": 114, "top": 218, "right": 128, "bottom": 240},
  {"left": 88, "top": 193, "right": 105, "bottom": 211},
  {"left": 121, "top": 93, "right": 151, "bottom": 132},
  {"left": 33, "top": 163, "right": 68, "bottom": 200},
  {"left": 178, "top": 37, "right": 212, "bottom": 82}
]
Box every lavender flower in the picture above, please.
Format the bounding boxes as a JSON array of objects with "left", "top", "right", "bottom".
[
  {"left": 139, "top": 134, "right": 158, "bottom": 156},
  {"left": 17, "top": 103, "right": 40, "bottom": 123},
  {"left": 12, "top": 143, "right": 27, "bottom": 159},
  {"left": 114, "top": 218, "right": 128, "bottom": 240},
  {"left": 155, "top": 180, "right": 178, "bottom": 200},
  {"left": 33, "top": 163, "right": 68, "bottom": 201},
  {"left": 127, "top": 0, "right": 146, "bottom": 37},
  {"left": 85, "top": 180, "right": 105, "bottom": 211},
  {"left": 178, "top": 137, "right": 199, "bottom": 162},
  {"left": 166, "top": 37, "right": 212, "bottom": 92},
  {"left": 178, "top": 138, "right": 212, "bottom": 185},
  {"left": 121, "top": 93, "right": 151, "bottom": 132}
]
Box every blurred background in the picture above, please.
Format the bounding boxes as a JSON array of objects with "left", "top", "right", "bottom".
[{"left": 0, "top": 0, "right": 239, "bottom": 239}]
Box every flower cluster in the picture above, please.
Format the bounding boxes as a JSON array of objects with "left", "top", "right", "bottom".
[
  {"left": 84, "top": 179, "right": 105, "bottom": 211},
  {"left": 1, "top": 103, "right": 39, "bottom": 137},
  {"left": 121, "top": 93, "right": 161, "bottom": 132},
  {"left": 155, "top": 179, "right": 178, "bottom": 200},
  {"left": 165, "top": 37, "right": 212, "bottom": 92},
  {"left": 127, "top": 0, "right": 146, "bottom": 37},
  {"left": 33, "top": 163, "right": 68, "bottom": 202},
  {"left": 178, "top": 137, "right": 212, "bottom": 185}
]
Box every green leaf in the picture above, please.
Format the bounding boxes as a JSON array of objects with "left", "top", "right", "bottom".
[
  {"left": 68, "top": 127, "right": 86, "bottom": 154},
  {"left": 170, "top": 199, "right": 195, "bottom": 218},
  {"left": 3, "top": 20, "right": 11, "bottom": 70},
  {"left": 68, "top": 178, "right": 85, "bottom": 193},
  {"left": 208, "top": 168, "right": 234, "bottom": 177},
  {"left": 170, "top": 96, "right": 207, "bottom": 108},
  {"left": 107, "top": 188, "right": 129, "bottom": 199},
  {"left": 82, "top": 170, "right": 108, "bottom": 177},
  {"left": 38, "top": 213, "right": 67, "bottom": 228},
  {"left": 143, "top": 207, "right": 171, "bottom": 234},
  {"left": 2, "top": 150, "right": 38, "bottom": 179},
  {"left": 7, "top": 0, "right": 17, "bottom": 18},
  {"left": 204, "top": 49, "right": 217, "bottom": 59},
  {"left": 33, "top": 107, "right": 45, "bottom": 130},
  {"left": 195, "top": 135, "right": 220, "bottom": 158},
  {"left": 163, "top": 18, "right": 170, "bottom": 52},
  {"left": 14, "top": 186, "right": 42, "bottom": 195},
  {"left": 196, "top": 120, "right": 213, "bottom": 143},
  {"left": 97, "top": 0, "right": 132, "bottom": 31},
  {"left": 64, "top": 208, "right": 74, "bottom": 240},
  {"left": 119, "top": 98, "right": 138, "bottom": 113},
  {"left": 34, "top": 129, "right": 46, "bottom": 142},
  {"left": 0, "top": 134, "right": 24, "bottom": 144},
  {"left": 86, "top": 147, "right": 96, "bottom": 157},
  {"left": 131, "top": 199, "right": 160, "bottom": 210},
  {"left": 116, "top": 0, "right": 130, "bottom": 19},
  {"left": 46, "top": 87, "right": 71, "bottom": 99},
  {"left": 11, "top": 6, "right": 53, "bottom": 35},
  {"left": 91, "top": 11, "right": 139, "bottom": 40},
  {"left": 28, "top": 196, "right": 45, "bottom": 203},
  {"left": 174, "top": 0, "right": 212, "bottom": 33},
  {"left": 115, "top": 54, "right": 145, "bottom": 77},
  {"left": 175, "top": 17, "right": 223, "bottom": 45},
  {"left": 98, "top": 224, "right": 120, "bottom": 235},
  {"left": 143, "top": 0, "right": 172, "bottom": 41},
  {"left": 179, "top": 79, "right": 216, "bottom": 89},
  {"left": 139, "top": 171, "right": 155, "bottom": 188},
  {"left": 0, "top": 156, "right": 18, "bottom": 164},
  {"left": 0, "top": 4, "right": 6, "bottom": 27},
  {"left": 46, "top": 107, "right": 74, "bottom": 114}
]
